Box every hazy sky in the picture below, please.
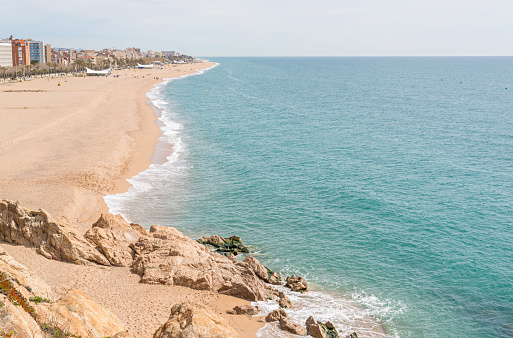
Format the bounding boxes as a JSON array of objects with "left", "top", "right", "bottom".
[{"left": 2, "top": 0, "right": 512, "bottom": 56}]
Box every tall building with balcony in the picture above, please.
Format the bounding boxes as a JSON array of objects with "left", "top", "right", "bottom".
[
  {"left": 0, "top": 39, "right": 13, "bottom": 67},
  {"left": 27, "top": 40, "right": 45, "bottom": 64},
  {"left": 12, "top": 39, "right": 30, "bottom": 66}
]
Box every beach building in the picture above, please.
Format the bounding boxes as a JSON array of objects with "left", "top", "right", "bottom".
[
  {"left": 11, "top": 39, "right": 31, "bottom": 66},
  {"left": 0, "top": 39, "right": 13, "bottom": 67},
  {"left": 45, "top": 44, "right": 51, "bottom": 64},
  {"left": 51, "top": 49, "right": 71, "bottom": 65},
  {"left": 162, "top": 51, "right": 178, "bottom": 58},
  {"left": 27, "top": 40, "right": 45, "bottom": 64}
]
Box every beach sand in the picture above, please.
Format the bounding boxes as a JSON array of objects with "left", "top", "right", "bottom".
[{"left": 0, "top": 64, "right": 264, "bottom": 337}]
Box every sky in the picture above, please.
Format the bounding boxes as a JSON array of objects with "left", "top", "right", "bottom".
[{"left": 2, "top": 0, "right": 512, "bottom": 56}]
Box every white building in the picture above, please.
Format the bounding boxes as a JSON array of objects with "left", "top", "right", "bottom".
[{"left": 0, "top": 40, "right": 13, "bottom": 67}]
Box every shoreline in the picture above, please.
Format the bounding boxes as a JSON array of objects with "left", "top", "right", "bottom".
[{"left": 0, "top": 63, "right": 265, "bottom": 337}]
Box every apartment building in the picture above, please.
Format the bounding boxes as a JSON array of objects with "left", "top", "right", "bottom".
[
  {"left": 27, "top": 40, "right": 45, "bottom": 63},
  {"left": 0, "top": 39, "right": 13, "bottom": 67},
  {"left": 11, "top": 39, "right": 30, "bottom": 66}
]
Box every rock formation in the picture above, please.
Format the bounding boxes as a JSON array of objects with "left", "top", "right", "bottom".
[
  {"left": 265, "top": 308, "right": 288, "bottom": 322},
  {"left": 130, "top": 224, "right": 273, "bottom": 301},
  {"left": 36, "top": 289, "right": 129, "bottom": 337},
  {"left": 0, "top": 244, "right": 131, "bottom": 338},
  {"left": 226, "top": 304, "right": 259, "bottom": 315},
  {"left": 286, "top": 274, "right": 309, "bottom": 293},
  {"left": 278, "top": 291, "right": 293, "bottom": 308},
  {"left": 305, "top": 316, "right": 340, "bottom": 338},
  {"left": 0, "top": 200, "right": 110, "bottom": 266},
  {"left": 153, "top": 302, "right": 240, "bottom": 338},
  {"left": 280, "top": 318, "right": 307, "bottom": 335},
  {"left": 198, "top": 235, "right": 249, "bottom": 256},
  {"left": 85, "top": 213, "right": 147, "bottom": 267}
]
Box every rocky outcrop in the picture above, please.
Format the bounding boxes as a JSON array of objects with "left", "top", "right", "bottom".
[
  {"left": 131, "top": 225, "right": 272, "bottom": 301},
  {"left": 0, "top": 200, "right": 110, "bottom": 266},
  {"left": 278, "top": 291, "right": 293, "bottom": 308},
  {"left": 243, "top": 256, "right": 284, "bottom": 285},
  {"left": 0, "top": 245, "right": 130, "bottom": 338},
  {"left": 85, "top": 213, "right": 147, "bottom": 267},
  {"left": 198, "top": 235, "right": 249, "bottom": 256},
  {"left": 226, "top": 304, "right": 259, "bottom": 315},
  {"left": 265, "top": 308, "right": 288, "bottom": 322},
  {"left": 0, "top": 294, "right": 45, "bottom": 338},
  {"left": 0, "top": 246, "right": 53, "bottom": 300},
  {"left": 286, "top": 275, "right": 309, "bottom": 293},
  {"left": 153, "top": 302, "right": 240, "bottom": 338},
  {"left": 36, "top": 289, "right": 128, "bottom": 338},
  {"left": 280, "top": 318, "right": 307, "bottom": 335},
  {"left": 305, "top": 316, "right": 340, "bottom": 338}
]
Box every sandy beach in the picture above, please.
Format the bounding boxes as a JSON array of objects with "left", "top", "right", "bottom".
[{"left": 0, "top": 63, "right": 264, "bottom": 337}]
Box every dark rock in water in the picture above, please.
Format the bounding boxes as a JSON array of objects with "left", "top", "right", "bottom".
[
  {"left": 305, "top": 316, "right": 340, "bottom": 338},
  {"left": 285, "top": 275, "right": 309, "bottom": 293},
  {"left": 265, "top": 308, "right": 288, "bottom": 322},
  {"left": 198, "top": 235, "right": 250, "bottom": 256},
  {"left": 226, "top": 304, "right": 259, "bottom": 315},
  {"left": 348, "top": 333, "right": 358, "bottom": 338},
  {"left": 280, "top": 318, "right": 307, "bottom": 335}
]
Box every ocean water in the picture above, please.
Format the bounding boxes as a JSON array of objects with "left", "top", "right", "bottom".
[{"left": 105, "top": 57, "right": 513, "bottom": 337}]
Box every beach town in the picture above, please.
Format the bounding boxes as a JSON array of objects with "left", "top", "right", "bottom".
[{"left": 0, "top": 35, "right": 197, "bottom": 81}]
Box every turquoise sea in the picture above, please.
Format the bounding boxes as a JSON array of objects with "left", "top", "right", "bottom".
[{"left": 105, "top": 57, "right": 513, "bottom": 337}]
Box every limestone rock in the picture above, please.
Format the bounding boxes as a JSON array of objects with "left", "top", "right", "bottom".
[
  {"left": 286, "top": 275, "right": 309, "bottom": 293},
  {"left": 226, "top": 305, "right": 259, "bottom": 315},
  {"left": 280, "top": 318, "right": 307, "bottom": 335},
  {"left": 0, "top": 294, "right": 44, "bottom": 338},
  {"left": 265, "top": 308, "right": 288, "bottom": 322},
  {"left": 36, "top": 289, "right": 127, "bottom": 338},
  {"left": 153, "top": 302, "right": 240, "bottom": 338},
  {"left": 131, "top": 225, "right": 270, "bottom": 301},
  {"left": 0, "top": 200, "right": 110, "bottom": 266},
  {"left": 278, "top": 291, "right": 293, "bottom": 308}
]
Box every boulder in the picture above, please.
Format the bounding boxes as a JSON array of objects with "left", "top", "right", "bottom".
[
  {"left": 36, "top": 289, "right": 127, "bottom": 338},
  {"left": 0, "top": 200, "right": 110, "bottom": 266},
  {"left": 348, "top": 333, "right": 358, "bottom": 338},
  {"left": 131, "top": 225, "right": 270, "bottom": 301},
  {"left": 226, "top": 304, "right": 259, "bottom": 315},
  {"left": 305, "top": 316, "right": 340, "bottom": 338},
  {"left": 198, "top": 235, "right": 249, "bottom": 256},
  {"left": 278, "top": 291, "right": 293, "bottom": 308},
  {"left": 153, "top": 302, "right": 240, "bottom": 338},
  {"left": 85, "top": 213, "right": 149, "bottom": 266},
  {"left": 243, "top": 256, "right": 284, "bottom": 285},
  {"left": 280, "top": 318, "right": 307, "bottom": 335},
  {"left": 265, "top": 308, "right": 288, "bottom": 322},
  {"left": 85, "top": 227, "right": 134, "bottom": 267},
  {"left": 285, "top": 275, "right": 309, "bottom": 293}
]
